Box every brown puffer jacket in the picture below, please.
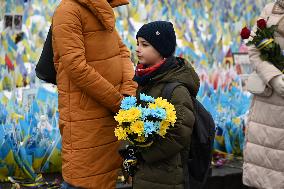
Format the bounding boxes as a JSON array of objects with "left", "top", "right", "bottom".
[{"left": 52, "top": 0, "right": 137, "bottom": 188}]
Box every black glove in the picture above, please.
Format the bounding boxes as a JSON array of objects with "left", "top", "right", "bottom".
[{"left": 119, "top": 145, "right": 143, "bottom": 177}]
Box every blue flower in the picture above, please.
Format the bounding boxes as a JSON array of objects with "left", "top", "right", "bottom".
[
  {"left": 140, "top": 107, "right": 151, "bottom": 120},
  {"left": 150, "top": 108, "right": 166, "bottom": 120},
  {"left": 120, "top": 96, "right": 137, "bottom": 110},
  {"left": 153, "top": 121, "right": 161, "bottom": 131},
  {"left": 140, "top": 93, "right": 155, "bottom": 103},
  {"left": 139, "top": 107, "right": 166, "bottom": 121},
  {"left": 144, "top": 121, "right": 157, "bottom": 137}
]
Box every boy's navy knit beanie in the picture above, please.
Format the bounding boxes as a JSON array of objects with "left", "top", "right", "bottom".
[{"left": 136, "top": 21, "right": 177, "bottom": 58}]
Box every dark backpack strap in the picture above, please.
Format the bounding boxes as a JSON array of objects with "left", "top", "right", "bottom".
[
  {"left": 161, "top": 82, "right": 182, "bottom": 101},
  {"left": 161, "top": 82, "right": 191, "bottom": 189}
]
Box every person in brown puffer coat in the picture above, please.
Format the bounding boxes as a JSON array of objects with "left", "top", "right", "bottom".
[{"left": 52, "top": 0, "right": 137, "bottom": 188}]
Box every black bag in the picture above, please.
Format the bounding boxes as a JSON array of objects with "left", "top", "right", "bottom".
[
  {"left": 162, "top": 82, "right": 215, "bottom": 189},
  {"left": 35, "top": 26, "right": 57, "bottom": 85}
]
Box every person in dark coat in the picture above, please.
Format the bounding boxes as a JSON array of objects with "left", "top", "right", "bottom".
[{"left": 122, "top": 21, "right": 200, "bottom": 189}]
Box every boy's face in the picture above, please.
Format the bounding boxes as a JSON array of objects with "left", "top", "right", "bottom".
[{"left": 136, "top": 37, "right": 163, "bottom": 66}]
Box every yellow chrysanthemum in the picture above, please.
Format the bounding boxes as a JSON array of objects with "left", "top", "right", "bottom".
[
  {"left": 166, "top": 109, "right": 177, "bottom": 124},
  {"left": 127, "top": 107, "right": 142, "bottom": 119},
  {"left": 148, "top": 103, "right": 158, "bottom": 109},
  {"left": 159, "top": 121, "right": 171, "bottom": 137},
  {"left": 154, "top": 97, "right": 170, "bottom": 109},
  {"left": 124, "top": 127, "right": 132, "bottom": 134},
  {"left": 114, "top": 111, "right": 125, "bottom": 125},
  {"left": 130, "top": 121, "right": 144, "bottom": 136},
  {"left": 114, "top": 127, "right": 128, "bottom": 140},
  {"left": 149, "top": 97, "right": 175, "bottom": 109},
  {"left": 114, "top": 107, "right": 141, "bottom": 125}
]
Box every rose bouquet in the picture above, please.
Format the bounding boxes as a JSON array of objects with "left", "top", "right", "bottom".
[{"left": 240, "top": 18, "right": 284, "bottom": 72}]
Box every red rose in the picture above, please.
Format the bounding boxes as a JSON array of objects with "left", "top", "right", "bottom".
[
  {"left": 257, "top": 19, "right": 267, "bottom": 29},
  {"left": 240, "top": 27, "right": 251, "bottom": 39}
]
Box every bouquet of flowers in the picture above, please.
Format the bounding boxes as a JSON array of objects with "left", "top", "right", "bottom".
[
  {"left": 114, "top": 93, "right": 177, "bottom": 177},
  {"left": 114, "top": 93, "right": 177, "bottom": 147},
  {"left": 240, "top": 18, "right": 284, "bottom": 72}
]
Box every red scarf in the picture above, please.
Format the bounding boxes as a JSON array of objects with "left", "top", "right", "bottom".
[{"left": 135, "top": 59, "right": 166, "bottom": 77}]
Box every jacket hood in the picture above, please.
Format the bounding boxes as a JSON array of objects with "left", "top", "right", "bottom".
[
  {"left": 153, "top": 56, "right": 200, "bottom": 97},
  {"left": 75, "top": 0, "right": 129, "bottom": 31}
]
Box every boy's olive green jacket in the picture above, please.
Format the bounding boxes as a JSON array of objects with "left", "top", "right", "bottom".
[{"left": 133, "top": 57, "right": 200, "bottom": 189}]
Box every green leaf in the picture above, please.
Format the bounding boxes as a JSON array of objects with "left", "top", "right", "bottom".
[{"left": 246, "top": 41, "right": 253, "bottom": 46}]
